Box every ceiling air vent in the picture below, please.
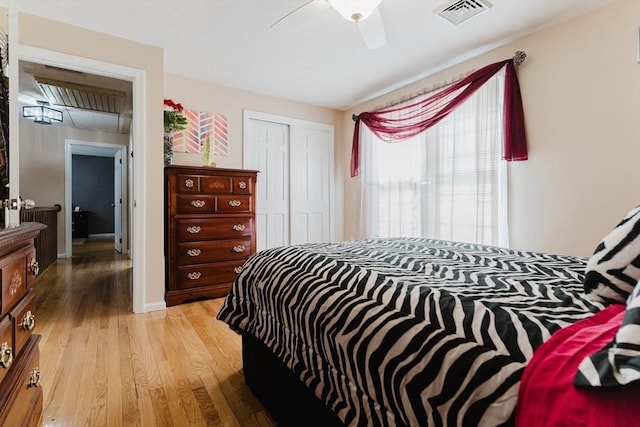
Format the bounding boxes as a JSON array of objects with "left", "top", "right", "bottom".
[
  {"left": 434, "top": 0, "right": 493, "bottom": 25},
  {"left": 44, "top": 65, "right": 86, "bottom": 76}
]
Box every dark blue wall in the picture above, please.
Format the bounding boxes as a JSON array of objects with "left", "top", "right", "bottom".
[{"left": 72, "top": 155, "right": 114, "bottom": 235}]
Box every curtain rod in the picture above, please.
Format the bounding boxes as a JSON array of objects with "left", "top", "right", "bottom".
[{"left": 354, "top": 50, "right": 527, "bottom": 118}]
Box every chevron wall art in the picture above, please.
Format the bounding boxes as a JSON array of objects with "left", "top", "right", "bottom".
[{"left": 170, "top": 108, "right": 228, "bottom": 156}]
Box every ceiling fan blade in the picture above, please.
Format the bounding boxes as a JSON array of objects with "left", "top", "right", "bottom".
[
  {"left": 271, "top": 0, "right": 326, "bottom": 28},
  {"left": 357, "top": 7, "right": 386, "bottom": 49}
]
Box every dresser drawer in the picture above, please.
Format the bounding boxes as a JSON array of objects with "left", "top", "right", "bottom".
[
  {"left": 201, "top": 176, "right": 232, "bottom": 194},
  {"left": 177, "top": 175, "right": 200, "bottom": 193},
  {"left": 177, "top": 239, "right": 252, "bottom": 265},
  {"left": 232, "top": 176, "right": 253, "bottom": 195},
  {"left": 217, "top": 195, "right": 252, "bottom": 213},
  {"left": 176, "top": 195, "right": 216, "bottom": 214},
  {"left": 1, "top": 251, "right": 28, "bottom": 315},
  {"left": 0, "top": 335, "right": 42, "bottom": 427},
  {"left": 177, "top": 217, "right": 253, "bottom": 242},
  {"left": 176, "top": 260, "right": 246, "bottom": 289},
  {"left": 0, "top": 316, "right": 13, "bottom": 384},
  {"left": 10, "top": 290, "right": 35, "bottom": 359}
]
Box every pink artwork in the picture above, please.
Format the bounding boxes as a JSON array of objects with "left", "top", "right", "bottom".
[{"left": 171, "top": 108, "right": 228, "bottom": 156}]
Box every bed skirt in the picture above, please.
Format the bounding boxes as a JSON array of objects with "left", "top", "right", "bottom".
[{"left": 242, "top": 332, "right": 344, "bottom": 427}]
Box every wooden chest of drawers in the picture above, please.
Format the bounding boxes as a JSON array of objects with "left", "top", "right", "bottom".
[
  {"left": 0, "top": 223, "right": 45, "bottom": 426},
  {"left": 165, "top": 166, "right": 258, "bottom": 306}
]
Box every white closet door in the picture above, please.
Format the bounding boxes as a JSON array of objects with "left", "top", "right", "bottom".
[
  {"left": 289, "top": 126, "right": 331, "bottom": 245},
  {"left": 245, "top": 110, "right": 334, "bottom": 251},
  {"left": 246, "top": 119, "right": 289, "bottom": 250}
]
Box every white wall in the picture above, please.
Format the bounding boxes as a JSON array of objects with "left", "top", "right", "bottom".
[{"left": 342, "top": 0, "right": 640, "bottom": 256}]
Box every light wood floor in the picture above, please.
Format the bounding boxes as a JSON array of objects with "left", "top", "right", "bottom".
[{"left": 35, "top": 238, "right": 276, "bottom": 427}]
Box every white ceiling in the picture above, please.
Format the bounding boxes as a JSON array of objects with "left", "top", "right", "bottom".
[{"left": 10, "top": 0, "right": 612, "bottom": 111}]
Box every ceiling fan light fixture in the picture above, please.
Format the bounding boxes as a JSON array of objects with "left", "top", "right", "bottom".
[{"left": 328, "top": 0, "right": 382, "bottom": 22}]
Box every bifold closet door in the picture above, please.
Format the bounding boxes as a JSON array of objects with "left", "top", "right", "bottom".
[
  {"left": 246, "top": 119, "right": 290, "bottom": 251},
  {"left": 289, "top": 126, "right": 330, "bottom": 245},
  {"left": 246, "top": 116, "right": 332, "bottom": 251}
]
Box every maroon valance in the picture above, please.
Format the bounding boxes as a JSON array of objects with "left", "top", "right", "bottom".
[{"left": 351, "top": 58, "right": 528, "bottom": 177}]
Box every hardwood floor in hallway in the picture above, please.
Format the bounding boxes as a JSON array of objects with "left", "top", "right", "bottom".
[{"left": 34, "top": 237, "right": 275, "bottom": 427}]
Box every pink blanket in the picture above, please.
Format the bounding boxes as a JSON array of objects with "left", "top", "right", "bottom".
[{"left": 516, "top": 304, "right": 640, "bottom": 426}]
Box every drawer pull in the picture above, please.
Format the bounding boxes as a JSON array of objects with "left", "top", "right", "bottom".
[
  {"left": 186, "top": 226, "right": 201, "bottom": 234},
  {"left": 187, "top": 271, "right": 202, "bottom": 280},
  {"left": 238, "top": 181, "right": 247, "bottom": 190},
  {"left": 228, "top": 200, "right": 242, "bottom": 207},
  {"left": 29, "top": 258, "right": 40, "bottom": 276},
  {"left": 191, "top": 200, "right": 206, "bottom": 208},
  {"left": 0, "top": 342, "right": 12, "bottom": 369},
  {"left": 232, "top": 224, "right": 246, "bottom": 232},
  {"left": 20, "top": 310, "right": 36, "bottom": 331},
  {"left": 232, "top": 245, "right": 246, "bottom": 253},
  {"left": 184, "top": 178, "right": 194, "bottom": 188},
  {"left": 28, "top": 368, "right": 41, "bottom": 388},
  {"left": 234, "top": 266, "right": 243, "bottom": 274},
  {"left": 187, "top": 249, "right": 201, "bottom": 257}
]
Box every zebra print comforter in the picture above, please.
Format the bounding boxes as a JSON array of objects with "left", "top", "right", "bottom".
[{"left": 217, "top": 238, "right": 605, "bottom": 426}]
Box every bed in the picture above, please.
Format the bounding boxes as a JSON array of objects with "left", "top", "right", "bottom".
[{"left": 217, "top": 234, "right": 640, "bottom": 426}]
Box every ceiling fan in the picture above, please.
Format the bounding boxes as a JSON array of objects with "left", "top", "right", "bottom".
[{"left": 271, "top": 0, "right": 386, "bottom": 50}]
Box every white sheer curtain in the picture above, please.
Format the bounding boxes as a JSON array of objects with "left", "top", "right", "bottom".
[{"left": 360, "top": 71, "right": 509, "bottom": 247}]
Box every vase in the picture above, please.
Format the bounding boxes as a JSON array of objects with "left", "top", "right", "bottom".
[
  {"left": 201, "top": 132, "right": 216, "bottom": 167},
  {"left": 164, "top": 132, "right": 173, "bottom": 165}
]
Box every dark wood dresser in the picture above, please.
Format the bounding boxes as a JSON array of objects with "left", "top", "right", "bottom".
[
  {"left": 165, "top": 166, "right": 258, "bottom": 306},
  {"left": 71, "top": 211, "right": 89, "bottom": 239},
  {"left": 0, "top": 222, "right": 45, "bottom": 426}
]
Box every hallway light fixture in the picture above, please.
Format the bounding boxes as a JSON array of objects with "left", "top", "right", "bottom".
[{"left": 23, "top": 100, "right": 63, "bottom": 125}]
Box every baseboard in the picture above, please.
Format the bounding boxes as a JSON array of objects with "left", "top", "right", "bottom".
[
  {"left": 88, "top": 233, "right": 115, "bottom": 238},
  {"left": 144, "top": 300, "right": 167, "bottom": 312}
]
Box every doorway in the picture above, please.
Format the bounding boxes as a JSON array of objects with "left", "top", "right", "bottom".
[
  {"left": 17, "top": 45, "right": 147, "bottom": 313},
  {"left": 65, "top": 140, "right": 128, "bottom": 256}
]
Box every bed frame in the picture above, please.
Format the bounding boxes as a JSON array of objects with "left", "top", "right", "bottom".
[{"left": 242, "top": 333, "right": 344, "bottom": 427}]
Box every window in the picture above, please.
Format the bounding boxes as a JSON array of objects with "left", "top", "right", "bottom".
[{"left": 360, "top": 71, "right": 508, "bottom": 246}]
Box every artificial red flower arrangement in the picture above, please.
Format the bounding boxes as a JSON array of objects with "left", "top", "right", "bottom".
[{"left": 164, "top": 98, "right": 188, "bottom": 133}]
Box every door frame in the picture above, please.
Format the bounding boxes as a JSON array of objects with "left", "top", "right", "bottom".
[
  {"left": 243, "top": 110, "right": 335, "bottom": 244},
  {"left": 17, "top": 45, "right": 147, "bottom": 313},
  {"left": 64, "top": 140, "right": 128, "bottom": 256},
  {"left": 114, "top": 150, "right": 123, "bottom": 253}
]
